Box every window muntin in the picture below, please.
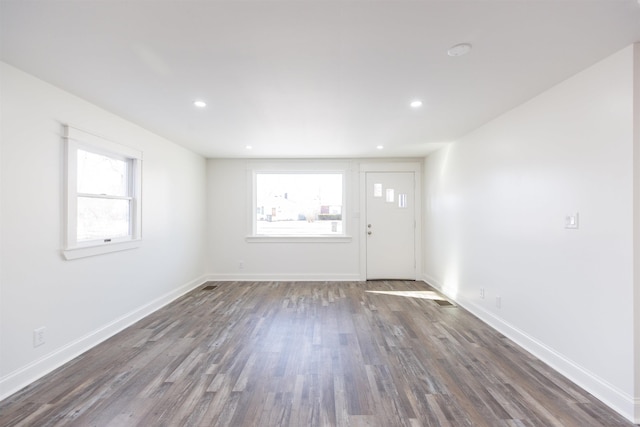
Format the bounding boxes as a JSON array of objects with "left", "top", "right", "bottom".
[
  {"left": 255, "top": 172, "right": 344, "bottom": 236},
  {"left": 64, "top": 126, "right": 142, "bottom": 259}
]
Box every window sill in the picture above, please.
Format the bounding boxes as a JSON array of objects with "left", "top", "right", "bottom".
[
  {"left": 63, "top": 240, "right": 141, "bottom": 260},
  {"left": 246, "top": 235, "right": 352, "bottom": 244}
]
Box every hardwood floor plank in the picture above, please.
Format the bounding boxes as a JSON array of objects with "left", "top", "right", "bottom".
[{"left": 0, "top": 280, "right": 635, "bottom": 426}]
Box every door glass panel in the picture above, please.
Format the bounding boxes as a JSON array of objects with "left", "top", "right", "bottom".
[
  {"left": 386, "top": 188, "right": 394, "bottom": 202},
  {"left": 373, "top": 183, "right": 382, "bottom": 197},
  {"left": 398, "top": 194, "right": 407, "bottom": 208}
]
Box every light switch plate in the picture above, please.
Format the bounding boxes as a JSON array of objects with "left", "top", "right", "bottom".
[{"left": 565, "top": 213, "right": 579, "bottom": 229}]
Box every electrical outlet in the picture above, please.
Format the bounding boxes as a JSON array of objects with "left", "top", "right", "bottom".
[
  {"left": 238, "top": 261, "right": 244, "bottom": 270},
  {"left": 480, "top": 288, "right": 485, "bottom": 299},
  {"left": 33, "top": 327, "right": 46, "bottom": 347},
  {"left": 496, "top": 296, "right": 501, "bottom": 309}
]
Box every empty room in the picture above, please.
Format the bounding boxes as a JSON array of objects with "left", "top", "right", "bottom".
[{"left": 1, "top": 0, "right": 640, "bottom": 425}]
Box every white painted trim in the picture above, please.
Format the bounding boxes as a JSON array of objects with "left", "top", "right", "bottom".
[
  {"left": 245, "top": 236, "right": 352, "bottom": 243},
  {"left": 422, "top": 273, "right": 637, "bottom": 424},
  {"left": 62, "top": 239, "right": 141, "bottom": 260},
  {"left": 247, "top": 166, "right": 351, "bottom": 239},
  {"left": 360, "top": 161, "right": 422, "bottom": 172},
  {"left": 65, "top": 125, "right": 143, "bottom": 160},
  {"left": 63, "top": 124, "right": 143, "bottom": 257},
  {"left": 205, "top": 273, "right": 363, "bottom": 282},
  {"left": 0, "top": 274, "right": 208, "bottom": 402}
]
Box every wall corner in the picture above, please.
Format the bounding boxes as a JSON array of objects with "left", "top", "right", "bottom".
[{"left": 633, "top": 41, "right": 640, "bottom": 424}]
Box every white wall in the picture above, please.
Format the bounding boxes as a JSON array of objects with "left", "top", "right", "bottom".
[
  {"left": 634, "top": 43, "right": 640, "bottom": 422},
  {"left": 207, "top": 159, "right": 361, "bottom": 280},
  {"left": 0, "top": 62, "right": 208, "bottom": 399},
  {"left": 423, "top": 45, "right": 638, "bottom": 422},
  {"left": 206, "top": 159, "right": 422, "bottom": 281}
]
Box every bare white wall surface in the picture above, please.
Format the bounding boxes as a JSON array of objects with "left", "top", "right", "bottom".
[
  {"left": 423, "top": 45, "right": 638, "bottom": 422},
  {"left": 0, "top": 62, "right": 208, "bottom": 399},
  {"left": 634, "top": 43, "right": 640, "bottom": 422}
]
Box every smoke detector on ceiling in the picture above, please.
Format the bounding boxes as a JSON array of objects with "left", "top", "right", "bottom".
[{"left": 447, "top": 43, "right": 472, "bottom": 57}]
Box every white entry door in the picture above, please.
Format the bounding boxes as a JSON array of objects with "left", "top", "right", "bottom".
[{"left": 365, "top": 172, "right": 415, "bottom": 280}]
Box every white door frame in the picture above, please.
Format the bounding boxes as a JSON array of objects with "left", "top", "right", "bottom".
[{"left": 359, "top": 162, "right": 422, "bottom": 281}]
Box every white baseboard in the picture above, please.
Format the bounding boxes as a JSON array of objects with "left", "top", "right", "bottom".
[
  {"left": 0, "top": 274, "right": 208, "bottom": 402},
  {"left": 205, "top": 273, "right": 364, "bottom": 282},
  {"left": 421, "top": 273, "right": 638, "bottom": 425}
]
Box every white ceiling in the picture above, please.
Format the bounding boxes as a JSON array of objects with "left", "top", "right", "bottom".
[{"left": 2, "top": 0, "right": 640, "bottom": 159}]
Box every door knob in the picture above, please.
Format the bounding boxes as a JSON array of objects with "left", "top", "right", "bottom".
[
  {"left": 367, "top": 231, "right": 372, "bottom": 235},
  {"left": 367, "top": 224, "right": 372, "bottom": 228}
]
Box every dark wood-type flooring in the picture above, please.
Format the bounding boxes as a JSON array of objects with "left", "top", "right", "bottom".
[{"left": 1, "top": 281, "right": 635, "bottom": 426}]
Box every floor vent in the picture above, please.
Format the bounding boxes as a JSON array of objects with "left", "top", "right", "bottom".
[
  {"left": 202, "top": 285, "right": 217, "bottom": 291},
  {"left": 434, "top": 299, "right": 455, "bottom": 307}
]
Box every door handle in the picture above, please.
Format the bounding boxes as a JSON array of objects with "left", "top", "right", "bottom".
[
  {"left": 367, "top": 231, "right": 372, "bottom": 235},
  {"left": 367, "top": 224, "right": 372, "bottom": 228}
]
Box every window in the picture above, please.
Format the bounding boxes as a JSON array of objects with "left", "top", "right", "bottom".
[
  {"left": 254, "top": 172, "right": 344, "bottom": 237},
  {"left": 63, "top": 126, "right": 142, "bottom": 260}
]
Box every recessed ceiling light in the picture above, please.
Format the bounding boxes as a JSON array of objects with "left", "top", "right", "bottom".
[
  {"left": 447, "top": 43, "right": 472, "bottom": 57},
  {"left": 193, "top": 100, "right": 207, "bottom": 108},
  {"left": 376, "top": 145, "right": 384, "bottom": 150},
  {"left": 410, "top": 100, "right": 423, "bottom": 108},
  {"left": 245, "top": 145, "right": 253, "bottom": 150}
]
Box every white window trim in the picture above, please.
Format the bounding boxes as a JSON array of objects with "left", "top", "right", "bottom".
[
  {"left": 245, "top": 236, "right": 352, "bottom": 243},
  {"left": 247, "top": 165, "right": 352, "bottom": 242},
  {"left": 63, "top": 125, "right": 142, "bottom": 260}
]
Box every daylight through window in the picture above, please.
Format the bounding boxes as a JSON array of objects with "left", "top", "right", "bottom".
[
  {"left": 64, "top": 126, "right": 142, "bottom": 259},
  {"left": 76, "top": 149, "right": 132, "bottom": 242},
  {"left": 256, "top": 173, "right": 343, "bottom": 236}
]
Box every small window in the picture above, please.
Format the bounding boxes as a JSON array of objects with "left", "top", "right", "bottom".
[
  {"left": 255, "top": 172, "right": 344, "bottom": 236},
  {"left": 63, "top": 126, "right": 142, "bottom": 259}
]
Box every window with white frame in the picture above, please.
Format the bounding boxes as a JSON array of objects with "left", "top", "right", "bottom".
[
  {"left": 63, "top": 126, "right": 142, "bottom": 259},
  {"left": 254, "top": 172, "right": 344, "bottom": 236}
]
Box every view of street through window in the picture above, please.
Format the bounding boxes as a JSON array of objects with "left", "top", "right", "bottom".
[{"left": 256, "top": 173, "right": 343, "bottom": 235}]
